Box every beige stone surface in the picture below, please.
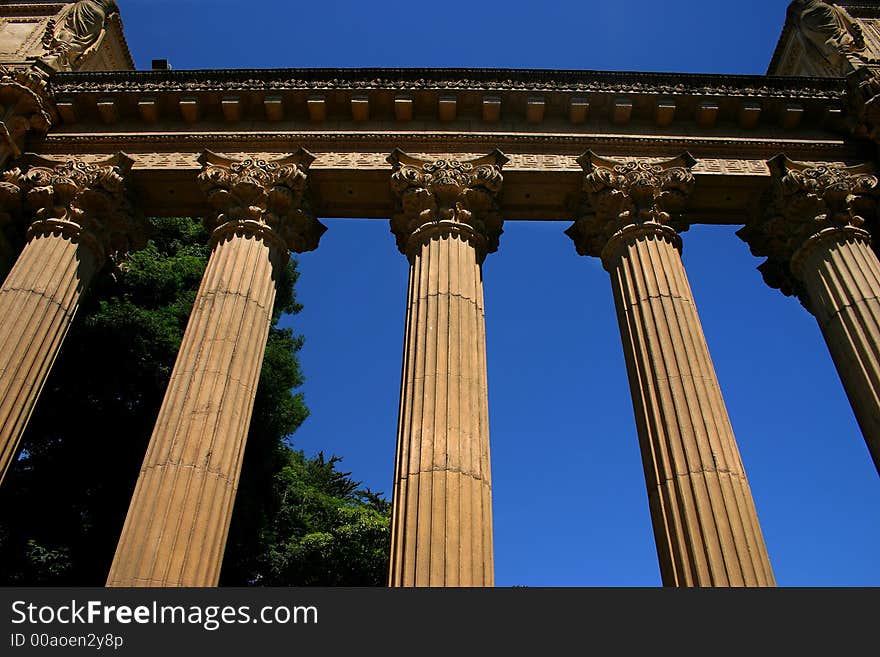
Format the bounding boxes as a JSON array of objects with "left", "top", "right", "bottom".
[
  {"left": 107, "top": 152, "right": 324, "bottom": 587},
  {"left": 740, "top": 155, "right": 880, "bottom": 475},
  {"left": 569, "top": 152, "right": 775, "bottom": 587},
  {"left": 800, "top": 234, "right": 880, "bottom": 473},
  {"left": 0, "top": 230, "right": 98, "bottom": 483},
  {"left": 106, "top": 231, "right": 283, "bottom": 586},
  {"left": 0, "top": 1, "right": 133, "bottom": 71},
  {"left": 387, "top": 151, "right": 505, "bottom": 587},
  {"left": 0, "top": 72, "right": 54, "bottom": 168},
  {"left": 0, "top": 153, "right": 137, "bottom": 484},
  {"left": 608, "top": 232, "right": 775, "bottom": 586}
]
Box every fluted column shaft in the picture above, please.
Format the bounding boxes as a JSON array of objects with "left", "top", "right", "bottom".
[
  {"left": 387, "top": 150, "right": 506, "bottom": 587},
  {"left": 739, "top": 156, "right": 880, "bottom": 477},
  {"left": 0, "top": 154, "right": 137, "bottom": 485},
  {"left": 796, "top": 230, "right": 880, "bottom": 473},
  {"left": 107, "top": 230, "right": 283, "bottom": 587},
  {"left": 569, "top": 152, "right": 774, "bottom": 587},
  {"left": 390, "top": 232, "right": 494, "bottom": 587},
  {"left": 0, "top": 227, "right": 99, "bottom": 482},
  {"left": 107, "top": 150, "right": 323, "bottom": 587},
  {"left": 607, "top": 228, "right": 775, "bottom": 587}
]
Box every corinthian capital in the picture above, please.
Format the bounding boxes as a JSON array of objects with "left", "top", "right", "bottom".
[
  {"left": 14, "top": 153, "right": 144, "bottom": 264},
  {"left": 387, "top": 149, "right": 508, "bottom": 262},
  {"left": 737, "top": 155, "right": 878, "bottom": 297},
  {"left": 197, "top": 150, "right": 326, "bottom": 254},
  {"left": 565, "top": 151, "right": 697, "bottom": 265}
]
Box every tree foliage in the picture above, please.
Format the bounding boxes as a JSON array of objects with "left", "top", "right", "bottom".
[{"left": 0, "top": 217, "right": 389, "bottom": 586}]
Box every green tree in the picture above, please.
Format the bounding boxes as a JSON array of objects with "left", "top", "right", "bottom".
[
  {"left": 231, "top": 451, "right": 391, "bottom": 586},
  {"left": 0, "top": 217, "right": 389, "bottom": 585}
]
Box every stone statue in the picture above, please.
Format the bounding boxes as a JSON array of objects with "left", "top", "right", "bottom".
[
  {"left": 789, "top": 0, "right": 869, "bottom": 73},
  {"left": 40, "top": 0, "right": 119, "bottom": 71}
]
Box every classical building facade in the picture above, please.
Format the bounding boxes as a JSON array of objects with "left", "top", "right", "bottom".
[{"left": 0, "top": 0, "right": 878, "bottom": 587}]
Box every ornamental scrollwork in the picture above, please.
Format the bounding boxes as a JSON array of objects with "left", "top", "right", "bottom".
[
  {"left": 565, "top": 151, "right": 697, "bottom": 265},
  {"left": 197, "top": 150, "right": 326, "bottom": 254},
  {"left": 737, "top": 154, "right": 878, "bottom": 298},
  {"left": 387, "top": 149, "right": 508, "bottom": 261},
  {"left": 0, "top": 71, "right": 54, "bottom": 159},
  {"left": 13, "top": 154, "right": 145, "bottom": 264}
]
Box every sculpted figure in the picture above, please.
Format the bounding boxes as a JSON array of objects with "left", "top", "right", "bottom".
[
  {"left": 41, "top": 0, "right": 119, "bottom": 71},
  {"left": 789, "top": 0, "right": 868, "bottom": 72}
]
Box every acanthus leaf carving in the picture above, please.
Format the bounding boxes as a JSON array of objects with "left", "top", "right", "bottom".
[
  {"left": 0, "top": 69, "right": 54, "bottom": 163},
  {"left": 566, "top": 151, "right": 697, "bottom": 266},
  {"left": 15, "top": 153, "right": 146, "bottom": 265},
  {"left": 737, "top": 154, "right": 879, "bottom": 299},
  {"left": 196, "top": 150, "right": 326, "bottom": 254},
  {"left": 387, "top": 148, "right": 508, "bottom": 261}
]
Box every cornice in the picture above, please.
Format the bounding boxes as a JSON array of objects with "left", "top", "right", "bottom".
[
  {"left": 0, "top": 4, "right": 65, "bottom": 16},
  {"left": 48, "top": 67, "right": 847, "bottom": 99}
]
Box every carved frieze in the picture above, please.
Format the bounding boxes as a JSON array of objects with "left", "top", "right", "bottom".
[
  {"left": 197, "top": 150, "right": 326, "bottom": 254},
  {"left": 737, "top": 154, "right": 879, "bottom": 298},
  {"left": 566, "top": 151, "right": 697, "bottom": 265},
  {"left": 388, "top": 149, "right": 508, "bottom": 261}
]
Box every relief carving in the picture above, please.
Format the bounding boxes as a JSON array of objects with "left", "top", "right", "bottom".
[
  {"left": 197, "top": 150, "right": 327, "bottom": 254},
  {"left": 388, "top": 149, "right": 508, "bottom": 261},
  {"left": 40, "top": 0, "right": 119, "bottom": 72},
  {"left": 789, "top": 0, "right": 871, "bottom": 75},
  {"left": 566, "top": 151, "right": 696, "bottom": 266},
  {"left": 13, "top": 153, "right": 145, "bottom": 264},
  {"left": 0, "top": 68, "right": 53, "bottom": 162},
  {"left": 737, "top": 154, "right": 878, "bottom": 298}
]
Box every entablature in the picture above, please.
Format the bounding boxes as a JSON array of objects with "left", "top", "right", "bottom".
[{"left": 25, "top": 68, "right": 872, "bottom": 226}]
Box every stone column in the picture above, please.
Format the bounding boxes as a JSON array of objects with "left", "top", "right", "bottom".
[
  {"left": 566, "top": 152, "right": 775, "bottom": 587},
  {"left": 739, "top": 155, "right": 880, "bottom": 476},
  {"left": 0, "top": 154, "right": 139, "bottom": 485},
  {"left": 387, "top": 150, "right": 507, "bottom": 587},
  {"left": 107, "top": 151, "right": 326, "bottom": 587}
]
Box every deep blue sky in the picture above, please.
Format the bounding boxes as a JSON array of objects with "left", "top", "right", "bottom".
[{"left": 118, "top": 0, "right": 879, "bottom": 586}]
